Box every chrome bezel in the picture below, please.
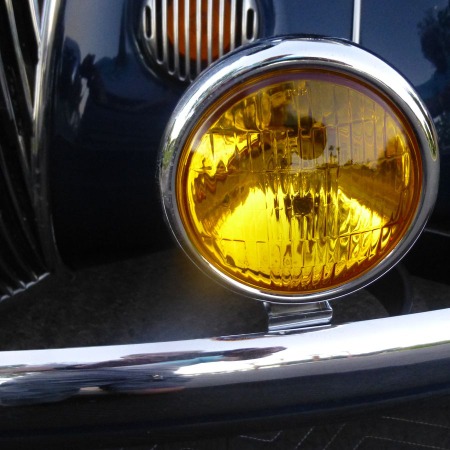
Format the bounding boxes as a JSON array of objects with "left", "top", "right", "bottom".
[{"left": 159, "top": 36, "right": 439, "bottom": 304}]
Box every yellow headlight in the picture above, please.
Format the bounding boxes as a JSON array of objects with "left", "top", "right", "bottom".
[
  {"left": 176, "top": 71, "right": 422, "bottom": 294},
  {"left": 161, "top": 38, "right": 438, "bottom": 302}
]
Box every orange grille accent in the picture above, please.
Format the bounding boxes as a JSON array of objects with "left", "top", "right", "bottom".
[{"left": 141, "top": 0, "right": 259, "bottom": 81}]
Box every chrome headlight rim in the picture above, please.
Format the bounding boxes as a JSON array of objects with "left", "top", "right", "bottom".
[{"left": 159, "top": 36, "right": 439, "bottom": 304}]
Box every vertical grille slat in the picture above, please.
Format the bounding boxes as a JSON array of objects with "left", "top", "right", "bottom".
[
  {"left": 207, "top": 0, "right": 213, "bottom": 65},
  {"left": 0, "top": 55, "right": 15, "bottom": 121},
  {"left": 141, "top": 0, "right": 259, "bottom": 82},
  {"left": 161, "top": 0, "right": 169, "bottom": 70},
  {"left": 0, "top": 0, "right": 50, "bottom": 301},
  {"left": 0, "top": 54, "right": 32, "bottom": 187},
  {"left": 230, "top": 0, "right": 237, "bottom": 51},
  {"left": 2, "top": 0, "right": 34, "bottom": 135},
  {"left": 0, "top": 138, "right": 46, "bottom": 271},
  {"left": 173, "top": 0, "right": 180, "bottom": 75},
  {"left": 218, "top": 0, "right": 225, "bottom": 58},
  {"left": 184, "top": 0, "right": 191, "bottom": 80},
  {"left": 28, "top": 0, "right": 42, "bottom": 47},
  {"left": 243, "top": 0, "right": 258, "bottom": 41},
  {"left": 195, "top": 0, "right": 202, "bottom": 76}
]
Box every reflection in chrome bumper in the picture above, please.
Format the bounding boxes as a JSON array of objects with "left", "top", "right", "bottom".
[{"left": 1, "top": 309, "right": 450, "bottom": 410}]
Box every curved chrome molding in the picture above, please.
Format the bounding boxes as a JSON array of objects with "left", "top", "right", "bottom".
[
  {"left": 1, "top": 309, "right": 450, "bottom": 411},
  {"left": 32, "top": 0, "right": 62, "bottom": 268},
  {"left": 159, "top": 36, "right": 440, "bottom": 304}
]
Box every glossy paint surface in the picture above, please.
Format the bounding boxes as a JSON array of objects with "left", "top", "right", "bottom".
[
  {"left": 272, "top": 0, "right": 353, "bottom": 38},
  {"left": 49, "top": 0, "right": 356, "bottom": 262},
  {"left": 50, "top": 0, "right": 449, "bottom": 264},
  {"left": 50, "top": 0, "right": 183, "bottom": 260},
  {"left": 361, "top": 0, "right": 450, "bottom": 221}
]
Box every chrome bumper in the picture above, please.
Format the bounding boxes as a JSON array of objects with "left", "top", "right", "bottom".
[{"left": 1, "top": 309, "right": 449, "bottom": 413}]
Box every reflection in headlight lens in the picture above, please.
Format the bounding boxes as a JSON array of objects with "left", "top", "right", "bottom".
[{"left": 176, "top": 71, "right": 422, "bottom": 295}]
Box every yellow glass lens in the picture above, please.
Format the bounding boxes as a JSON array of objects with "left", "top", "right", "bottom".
[{"left": 176, "top": 71, "right": 422, "bottom": 295}]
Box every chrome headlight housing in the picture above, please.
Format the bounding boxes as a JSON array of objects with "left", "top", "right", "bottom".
[{"left": 160, "top": 37, "right": 439, "bottom": 303}]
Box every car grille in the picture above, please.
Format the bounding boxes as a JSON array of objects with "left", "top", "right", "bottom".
[
  {"left": 140, "top": 0, "right": 260, "bottom": 82},
  {"left": 0, "top": 0, "right": 49, "bottom": 301}
]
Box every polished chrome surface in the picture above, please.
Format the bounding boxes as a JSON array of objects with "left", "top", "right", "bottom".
[
  {"left": 352, "top": 0, "right": 362, "bottom": 43},
  {"left": 31, "top": 0, "right": 61, "bottom": 272},
  {"left": 265, "top": 301, "right": 333, "bottom": 331},
  {"left": 140, "top": 0, "right": 259, "bottom": 82},
  {"left": 29, "top": 0, "right": 41, "bottom": 46},
  {"left": 1, "top": 309, "right": 450, "bottom": 407},
  {"left": 0, "top": 0, "right": 55, "bottom": 301},
  {"left": 4, "top": 0, "right": 33, "bottom": 125},
  {"left": 160, "top": 36, "right": 439, "bottom": 304}
]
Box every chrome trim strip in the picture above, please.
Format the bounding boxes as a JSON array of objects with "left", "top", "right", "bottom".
[
  {"left": 0, "top": 0, "right": 53, "bottom": 300},
  {"left": 230, "top": 0, "right": 237, "bottom": 51},
  {"left": 243, "top": 0, "right": 258, "bottom": 42},
  {"left": 207, "top": 0, "right": 213, "bottom": 65},
  {"left": 352, "top": 0, "right": 362, "bottom": 43},
  {"left": 196, "top": 0, "right": 202, "bottom": 76},
  {"left": 160, "top": 37, "right": 439, "bottom": 304},
  {"left": 219, "top": 0, "right": 225, "bottom": 58},
  {"left": 425, "top": 227, "right": 450, "bottom": 238},
  {"left": 173, "top": 0, "right": 180, "bottom": 75},
  {"left": 4, "top": 0, "right": 33, "bottom": 128},
  {"left": 142, "top": 0, "right": 156, "bottom": 59},
  {"left": 32, "top": 0, "right": 61, "bottom": 269},
  {"left": 162, "top": 0, "right": 169, "bottom": 71},
  {"left": 185, "top": 0, "right": 190, "bottom": 80},
  {"left": 29, "top": 0, "right": 41, "bottom": 47},
  {"left": 1, "top": 310, "right": 450, "bottom": 407},
  {"left": 144, "top": 0, "right": 161, "bottom": 64}
]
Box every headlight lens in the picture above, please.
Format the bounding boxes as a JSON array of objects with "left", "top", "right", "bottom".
[
  {"left": 176, "top": 71, "right": 422, "bottom": 295},
  {"left": 161, "top": 37, "right": 438, "bottom": 303}
]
